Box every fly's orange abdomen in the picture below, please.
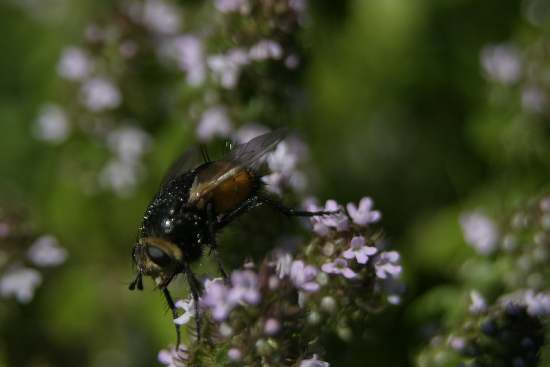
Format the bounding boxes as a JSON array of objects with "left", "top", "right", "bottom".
[
  {"left": 211, "top": 168, "right": 253, "bottom": 213},
  {"left": 189, "top": 161, "right": 255, "bottom": 213}
]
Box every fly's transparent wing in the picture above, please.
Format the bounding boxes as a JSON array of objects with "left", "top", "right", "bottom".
[
  {"left": 160, "top": 147, "right": 203, "bottom": 186},
  {"left": 187, "top": 129, "right": 287, "bottom": 205},
  {"left": 225, "top": 128, "right": 287, "bottom": 168}
]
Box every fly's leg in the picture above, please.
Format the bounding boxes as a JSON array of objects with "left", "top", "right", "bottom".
[
  {"left": 215, "top": 196, "right": 259, "bottom": 228},
  {"left": 258, "top": 194, "right": 340, "bottom": 217},
  {"left": 206, "top": 203, "right": 228, "bottom": 280},
  {"left": 184, "top": 266, "right": 203, "bottom": 340},
  {"left": 162, "top": 288, "right": 181, "bottom": 347}
]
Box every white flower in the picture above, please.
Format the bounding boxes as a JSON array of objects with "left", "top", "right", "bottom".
[
  {"left": 27, "top": 235, "right": 68, "bottom": 267},
  {"left": 57, "top": 47, "right": 93, "bottom": 81},
  {"left": 346, "top": 197, "right": 381, "bottom": 226},
  {"left": 99, "top": 159, "right": 141, "bottom": 196},
  {"left": 290, "top": 260, "right": 320, "bottom": 292},
  {"left": 158, "top": 344, "right": 188, "bottom": 367},
  {"left": 480, "top": 43, "right": 522, "bottom": 85},
  {"left": 174, "top": 298, "right": 195, "bottom": 325},
  {"left": 249, "top": 39, "right": 283, "bottom": 61},
  {"left": 33, "top": 104, "right": 70, "bottom": 143},
  {"left": 524, "top": 290, "right": 550, "bottom": 317},
  {"left": 169, "top": 35, "right": 205, "bottom": 86},
  {"left": 275, "top": 252, "right": 293, "bottom": 278},
  {"left": 143, "top": 0, "right": 181, "bottom": 35},
  {"left": 522, "top": 85, "right": 547, "bottom": 114},
  {"left": 460, "top": 211, "right": 499, "bottom": 255},
  {"left": 469, "top": 290, "right": 487, "bottom": 315},
  {"left": 80, "top": 77, "right": 121, "bottom": 112},
  {"left": 196, "top": 106, "right": 232, "bottom": 142},
  {"left": 374, "top": 251, "right": 402, "bottom": 279},
  {"left": 342, "top": 235, "right": 377, "bottom": 264},
  {"left": 233, "top": 123, "right": 270, "bottom": 144},
  {"left": 207, "top": 48, "right": 249, "bottom": 89},
  {"left": 107, "top": 125, "right": 152, "bottom": 163},
  {"left": 214, "top": 0, "right": 248, "bottom": 13},
  {"left": 300, "top": 354, "right": 330, "bottom": 367},
  {"left": 0, "top": 266, "right": 42, "bottom": 303}
]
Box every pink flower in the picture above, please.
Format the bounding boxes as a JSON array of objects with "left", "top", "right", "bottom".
[
  {"left": 307, "top": 199, "right": 348, "bottom": 236},
  {"left": 374, "top": 251, "right": 402, "bottom": 279},
  {"left": 200, "top": 278, "right": 234, "bottom": 321},
  {"left": 342, "top": 235, "right": 377, "bottom": 264},
  {"left": 346, "top": 197, "right": 381, "bottom": 226},
  {"left": 321, "top": 258, "right": 357, "bottom": 279},
  {"left": 158, "top": 344, "right": 188, "bottom": 367},
  {"left": 290, "top": 260, "right": 320, "bottom": 292},
  {"left": 228, "top": 270, "right": 260, "bottom": 305}
]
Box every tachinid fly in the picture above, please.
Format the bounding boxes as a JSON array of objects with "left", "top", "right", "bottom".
[{"left": 129, "top": 129, "right": 335, "bottom": 345}]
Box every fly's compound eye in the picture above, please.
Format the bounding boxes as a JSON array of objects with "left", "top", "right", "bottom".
[{"left": 146, "top": 245, "right": 173, "bottom": 267}]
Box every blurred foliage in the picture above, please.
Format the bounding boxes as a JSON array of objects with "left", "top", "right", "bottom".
[{"left": 0, "top": 0, "right": 549, "bottom": 366}]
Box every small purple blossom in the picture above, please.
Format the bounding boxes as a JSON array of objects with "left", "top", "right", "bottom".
[
  {"left": 342, "top": 235, "right": 377, "bottom": 264},
  {"left": 33, "top": 104, "right": 70, "bottom": 144},
  {"left": 207, "top": 48, "right": 249, "bottom": 89},
  {"left": 233, "top": 123, "right": 270, "bottom": 144},
  {"left": 174, "top": 298, "right": 195, "bottom": 326},
  {"left": 469, "top": 290, "right": 487, "bottom": 315},
  {"left": 275, "top": 252, "right": 293, "bottom": 278},
  {"left": 264, "top": 318, "right": 281, "bottom": 335},
  {"left": 300, "top": 354, "right": 330, "bottom": 367},
  {"left": 290, "top": 260, "right": 320, "bottom": 292},
  {"left": 214, "top": 0, "right": 248, "bottom": 13},
  {"left": 374, "top": 251, "right": 402, "bottom": 279},
  {"left": 346, "top": 197, "right": 381, "bottom": 226},
  {"left": 80, "top": 77, "right": 121, "bottom": 112},
  {"left": 460, "top": 211, "right": 499, "bottom": 255},
  {"left": 249, "top": 39, "right": 283, "bottom": 61},
  {"left": 158, "top": 344, "right": 188, "bottom": 367},
  {"left": 107, "top": 125, "right": 152, "bottom": 163},
  {"left": 27, "top": 235, "right": 68, "bottom": 267},
  {"left": 57, "top": 47, "right": 93, "bottom": 81},
  {"left": 0, "top": 266, "right": 42, "bottom": 303},
  {"left": 524, "top": 290, "right": 550, "bottom": 317},
  {"left": 200, "top": 278, "right": 234, "bottom": 321},
  {"left": 307, "top": 200, "right": 348, "bottom": 236},
  {"left": 480, "top": 43, "right": 522, "bottom": 85},
  {"left": 168, "top": 35, "right": 206, "bottom": 86},
  {"left": 196, "top": 106, "right": 232, "bottom": 142},
  {"left": 227, "top": 347, "right": 242, "bottom": 361},
  {"left": 321, "top": 258, "right": 357, "bottom": 279},
  {"left": 228, "top": 270, "right": 260, "bottom": 305},
  {"left": 142, "top": 0, "right": 181, "bottom": 35}
]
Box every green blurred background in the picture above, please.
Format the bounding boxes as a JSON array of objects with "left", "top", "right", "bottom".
[{"left": 1, "top": 0, "right": 549, "bottom": 366}]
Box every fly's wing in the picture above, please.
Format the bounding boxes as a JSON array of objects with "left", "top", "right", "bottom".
[
  {"left": 225, "top": 128, "right": 287, "bottom": 168},
  {"left": 160, "top": 146, "right": 204, "bottom": 187},
  {"left": 188, "top": 129, "right": 287, "bottom": 204}
]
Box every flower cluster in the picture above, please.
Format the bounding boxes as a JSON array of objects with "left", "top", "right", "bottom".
[
  {"left": 158, "top": 197, "right": 403, "bottom": 366},
  {"left": 418, "top": 194, "right": 550, "bottom": 366},
  {"left": 35, "top": 0, "right": 310, "bottom": 197},
  {"left": 418, "top": 301, "right": 545, "bottom": 367},
  {"left": 0, "top": 207, "right": 67, "bottom": 304}
]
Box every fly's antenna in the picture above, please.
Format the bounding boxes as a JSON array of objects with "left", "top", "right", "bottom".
[
  {"left": 200, "top": 144, "right": 211, "bottom": 163},
  {"left": 129, "top": 273, "right": 144, "bottom": 291}
]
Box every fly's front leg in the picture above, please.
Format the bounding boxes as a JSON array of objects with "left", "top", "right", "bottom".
[
  {"left": 184, "top": 266, "right": 203, "bottom": 340},
  {"left": 162, "top": 288, "right": 181, "bottom": 347},
  {"left": 214, "top": 196, "right": 259, "bottom": 228},
  {"left": 258, "top": 194, "right": 340, "bottom": 217},
  {"left": 206, "top": 203, "right": 228, "bottom": 280}
]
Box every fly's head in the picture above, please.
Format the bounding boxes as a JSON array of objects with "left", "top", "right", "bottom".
[{"left": 130, "top": 236, "right": 184, "bottom": 290}]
